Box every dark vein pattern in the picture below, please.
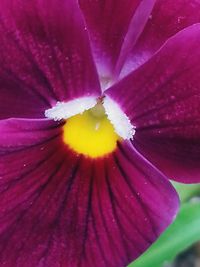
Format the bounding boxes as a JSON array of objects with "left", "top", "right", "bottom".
[{"left": 0, "top": 117, "right": 179, "bottom": 267}]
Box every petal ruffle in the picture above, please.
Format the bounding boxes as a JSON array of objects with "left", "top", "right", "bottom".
[
  {"left": 79, "top": 0, "right": 156, "bottom": 78},
  {"left": 105, "top": 24, "right": 200, "bottom": 183},
  {"left": 0, "top": 118, "right": 178, "bottom": 267},
  {"left": 0, "top": 0, "right": 100, "bottom": 119},
  {"left": 122, "top": 0, "right": 200, "bottom": 76}
]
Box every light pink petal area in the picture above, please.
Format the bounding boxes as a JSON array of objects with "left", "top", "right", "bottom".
[
  {"left": 0, "top": 0, "right": 100, "bottom": 119},
  {"left": 0, "top": 118, "right": 178, "bottom": 267},
  {"left": 105, "top": 24, "right": 200, "bottom": 183},
  {"left": 122, "top": 0, "right": 200, "bottom": 76},
  {"left": 79, "top": 0, "right": 156, "bottom": 78}
]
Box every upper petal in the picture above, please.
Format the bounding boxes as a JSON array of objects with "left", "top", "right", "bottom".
[
  {"left": 122, "top": 0, "right": 200, "bottom": 76},
  {"left": 0, "top": 118, "right": 179, "bottom": 267},
  {"left": 79, "top": 0, "right": 156, "bottom": 79},
  {"left": 105, "top": 24, "right": 200, "bottom": 183},
  {"left": 0, "top": 0, "right": 101, "bottom": 119}
]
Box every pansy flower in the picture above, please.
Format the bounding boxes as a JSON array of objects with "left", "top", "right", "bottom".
[{"left": 0, "top": 0, "right": 200, "bottom": 266}]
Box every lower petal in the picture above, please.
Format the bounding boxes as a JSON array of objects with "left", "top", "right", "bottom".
[{"left": 0, "top": 117, "right": 179, "bottom": 267}]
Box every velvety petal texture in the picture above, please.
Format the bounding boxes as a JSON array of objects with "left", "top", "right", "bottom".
[
  {"left": 1, "top": 0, "right": 195, "bottom": 266},
  {"left": 122, "top": 0, "right": 200, "bottom": 76},
  {"left": 0, "top": 118, "right": 179, "bottom": 267},
  {"left": 0, "top": 0, "right": 100, "bottom": 119},
  {"left": 105, "top": 24, "right": 200, "bottom": 183},
  {"left": 79, "top": 0, "right": 156, "bottom": 78}
]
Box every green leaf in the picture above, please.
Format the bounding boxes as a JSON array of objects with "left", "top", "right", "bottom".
[{"left": 128, "top": 201, "right": 200, "bottom": 267}]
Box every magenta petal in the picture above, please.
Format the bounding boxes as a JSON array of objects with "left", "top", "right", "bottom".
[
  {"left": 105, "top": 24, "right": 200, "bottom": 183},
  {"left": 0, "top": 120, "right": 179, "bottom": 267},
  {"left": 0, "top": 0, "right": 100, "bottom": 119},
  {"left": 122, "top": 0, "right": 200, "bottom": 75},
  {"left": 85, "top": 143, "right": 178, "bottom": 267},
  {"left": 0, "top": 119, "right": 62, "bottom": 152},
  {"left": 79, "top": 0, "right": 155, "bottom": 78}
]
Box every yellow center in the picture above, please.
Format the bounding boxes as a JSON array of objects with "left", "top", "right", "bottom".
[{"left": 63, "top": 103, "right": 120, "bottom": 158}]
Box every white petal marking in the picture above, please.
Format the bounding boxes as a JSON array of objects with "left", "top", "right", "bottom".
[
  {"left": 45, "top": 97, "right": 97, "bottom": 121},
  {"left": 103, "top": 96, "right": 135, "bottom": 140}
]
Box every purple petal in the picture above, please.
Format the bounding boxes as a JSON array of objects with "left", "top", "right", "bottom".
[
  {"left": 0, "top": 0, "right": 100, "bottom": 119},
  {"left": 79, "top": 0, "right": 155, "bottom": 78},
  {"left": 122, "top": 0, "right": 200, "bottom": 76},
  {"left": 105, "top": 24, "right": 200, "bottom": 183},
  {"left": 86, "top": 142, "right": 178, "bottom": 267},
  {"left": 0, "top": 118, "right": 62, "bottom": 153},
  {"left": 0, "top": 118, "right": 178, "bottom": 266}
]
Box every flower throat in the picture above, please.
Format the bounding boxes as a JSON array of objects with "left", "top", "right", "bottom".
[{"left": 63, "top": 103, "right": 120, "bottom": 158}]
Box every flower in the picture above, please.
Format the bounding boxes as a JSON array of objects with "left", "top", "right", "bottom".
[{"left": 0, "top": 0, "right": 200, "bottom": 266}]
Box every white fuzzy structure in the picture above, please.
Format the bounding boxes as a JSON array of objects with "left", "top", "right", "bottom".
[
  {"left": 103, "top": 96, "right": 135, "bottom": 140},
  {"left": 45, "top": 97, "right": 97, "bottom": 121}
]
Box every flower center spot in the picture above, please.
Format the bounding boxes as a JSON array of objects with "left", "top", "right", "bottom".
[{"left": 63, "top": 103, "right": 120, "bottom": 158}]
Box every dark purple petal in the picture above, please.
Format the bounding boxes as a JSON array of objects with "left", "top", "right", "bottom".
[
  {"left": 0, "top": 0, "right": 100, "bottom": 119},
  {"left": 0, "top": 118, "right": 179, "bottom": 267},
  {"left": 79, "top": 0, "right": 155, "bottom": 78},
  {"left": 122, "top": 0, "right": 200, "bottom": 76},
  {"left": 105, "top": 24, "right": 200, "bottom": 183}
]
